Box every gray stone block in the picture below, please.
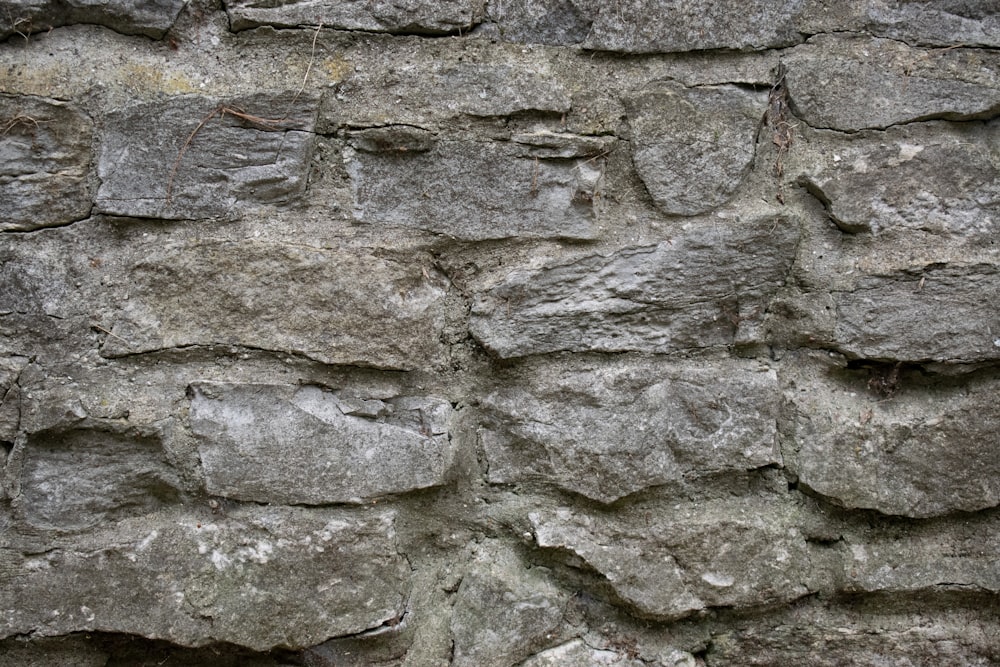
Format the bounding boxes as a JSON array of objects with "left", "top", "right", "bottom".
[
  {"left": 865, "top": 0, "right": 1000, "bottom": 48},
  {"left": 346, "top": 138, "right": 600, "bottom": 240},
  {"left": 469, "top": 216, "right": 799, "bottom": 357},
  {"left": 0, "top": 94, "right": 93, "bottom": 232},
  {"left": 784, "top": 35, "right": 1000, "bottom": 131},
  {"left": 0, "top": 0, "right": 185, "bottom": 40},
  {"left": 530, "top": 499, "right": 815, "bottom": 619},
  {"left": 0, "top": 507, "right": 411, "bottom": 650},
  {"left": 95, "top": 93, "right": 318, "bottom": 220},
  {"left": 224, "top": 0, "right": 485, "bottom": 34},
  {"left": 626, "top": 82, "right": 764, "bottom": 216},
  {"left": 190, "top": 382, "right": 455, "bottom": 505},
  {"left": 479, "top": 358, "right": 781, "bottom": 503}
]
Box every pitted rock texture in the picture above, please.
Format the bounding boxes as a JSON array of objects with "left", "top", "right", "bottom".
[{"left": 2, "top": 2, "right": 999, "bottom": 665}]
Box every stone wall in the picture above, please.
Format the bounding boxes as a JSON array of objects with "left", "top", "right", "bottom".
[{"left": 1, "top": 1, "right": 999, "bottom": 665}]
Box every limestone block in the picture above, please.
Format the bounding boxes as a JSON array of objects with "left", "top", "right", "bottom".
[
  {"left": 788, "top": 370, "right": 1000, "bottom": 517},
  {"left": 865, "top": 0, "right": 1000, "bottom": 48},
  {"left": 784, "top": 34, "right": 1000, "bottom": 131},
  {"left": 530, "top": 500, "right": 814, "bottom": 619},
  {"left": 626, "top": 82, "right": 764, "bottom": 216},
  {"left": 832, "top": 267, "right": 1000, "bottom": 364},
  {"left": 346, "top": 137, "right": 600, "bottom": 240},
  {"left": 797, "top": 123, "right": 999, "bottom": 239},
  {"left": 450, "top": 542, "right": 568, "bottom": 667},
  {"left": 582, "top": 0, "right": 807, "bottom": 53},
  {"left": 0, "top": 508, "right": 410, "bottom": 650},
  {"left": 479, "top": 359, "right": 781, "bottom": 503},
  {"left": 98, "top": 238, "right": 448, "bottom": 370},
  {"left": 15, "top": 427, "right": 182, "bottom": 531},
  {"left": 189, "top": 382, "right": 455, "bottom": 505},
  {"left": 0, "top": 0, "right": 185, "bottom": 40},
  {"left": 224, "top": 0, "right": 485, "bottom": 34},
  {"left": 95, "top": 93, "right": 318, "bottom": 220},
  {"left": 0, "top": 95, "right": 93, "bottom": 232},
  {"left": 487, "top": 0, "right": 599, "bottom": 45},
  {"left": 324, "top": 41, "right": 570, "bottom": 126},
  {"left": 469, "top": 216, "right": 798, "bottom": 358}
]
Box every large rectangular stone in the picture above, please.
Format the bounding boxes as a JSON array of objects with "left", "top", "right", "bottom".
[
  {"left": 469, "top": 216, "right": 799, "bottom": 357},
  {"left": 224, "top": 0, "right": 484, "bottom": 34},
  {"left": 1, "top": 507, "right": 410, "bottom": 650},
  {"left": 480, "top": 358, "right": 781, "bottom": 503},
  {"left": 190, "top": 382, "right": 455, "bottom": 504}
]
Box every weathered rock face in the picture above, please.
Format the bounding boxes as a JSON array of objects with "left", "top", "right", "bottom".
[
  {"left": 1, "top": 507, "right": 410, "bottom": 650},
  {"left": 479, "top": 358, "right": 781, "bottom": 503},
  {"left": 2, "top": 1, "right": 999, "bottom": 665},
  {"left": 190, "top": 382, "right": 455, "bottom": 504},
  {"left": 470, "top": 216, "right": 799, "bottom": 357},
  {"left": 626, "top": 82, "right": 764, "bottom": 215},
  {"left": 0, "top": 94, "right": 93, "bottom": 231}
]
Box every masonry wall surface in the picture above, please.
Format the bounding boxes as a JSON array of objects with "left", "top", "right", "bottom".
[{"left": 1, "top": 1, "right": 999, "bottom": 665}]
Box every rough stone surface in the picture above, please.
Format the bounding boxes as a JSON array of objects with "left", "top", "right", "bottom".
[
  {"left": 470, "top": 216, "right": 799, "bottom": 358},
  {"left": 520, "top": 638, "right": 648, "bottom": 667},
  {"left": 582, "top": 0, "right": 807, "bottom": 53},
  {"left": 786, "top": 362, "right": 1000, "bottom": 517},
  {"left": 450, "top": 542, "right": 568, "bottom": 667},
  {"left": 626, "top": 82, "right": 764, "bottom": 216},
  {"left": 96, "top": 93, "right": 318, "bottom": 220},
  {"left": 0, "top": 0, "right": 185, "bottom": 40},
  {"left": 864, "top": 0, "right": 1000, "bottom": 48},
  {"left": 0, "top": 94, "right": 93, "bottom": 231},
  {"left": 0, "top": 507, "right": 410, "bottom": 650},
  {"left": 190, "top": 382, "right": 455, "bottom": 504},
  {"left": 480, "top": 358, "right": 781, "bottom": 502},
  {"left": 347, "top": 137, "right": 601, "bottom": 240},
  {"left": 798, "top": 123, "right": 999, "bottom": 240},
  {"left": 224, "top": 0, "right": 485, "bottom": 34},
  {"left": 530, "top": 499, "right": 817, "bottom": 619},
  {"left": 784, "top": 34, "right": 1000, "bottom": 131}
]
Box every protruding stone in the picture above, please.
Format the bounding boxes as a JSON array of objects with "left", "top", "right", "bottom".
[
  {"left": 787, "top": 368, "right": 1000, "bottom": 517},
  {"left": 0, "top": 95, "right": 93, "bottom": 232},
  {"left": 99, "top": 238, "right": 448, "bottom": 371},
  {"left": 530, "top": 499, "right": 815, "bottom": 619},
  {"left": 798, "top": 123, "right": 1000, "bottom": 240},
  {"left": 470, "top": 216, "right": 799, "bottom": 358},
  {"left": 582, "top": 0, "right": 807, "bottom": 53},
  {"left": 0, "top": 0, "right": 185, "bottom": 40},
  {"left": 0, "top": 507, "right": 411, "bottom": 650},
  {"left": 626, "top": 82, "right": 764, "bottom": 215},
  {"left": 96, "top": 93, "right": 318, "bottom": 220},
  {"left": 347, "top": 140, "right": 600, "bottom": 240},
  {"left": 224, "top": 0, "right": 485, "bottom": 34},
  {"left": 784, "top": 35, "right": 1000, "bottom": 131},
  {"left": 864, "top": 1, "right": 1000, "bottom": 48},
  {"left": 190, "top": 383, "right": 455, "bottom": 505},
  {"left": 480, "top": 359, "right": 781, "bottom": 503}
]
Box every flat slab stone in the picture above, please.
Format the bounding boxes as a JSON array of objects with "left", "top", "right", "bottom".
[
  {"left": 469, "top": 216, "right": 799, "bottom": 358},
  {"left": 347, "top": 136, "right": 601, "bottom": 240},
  {"left": 0, "top": 507, "right": 410, "bottom": 650},
  {"left": 224, "top": 0, "right": 485, "bottom": 34},
  {"left": 582, "top": 0, "right": 807, "bottom": 53},
  {"left": 99, "top": 238, "right": 448, "bottom": 370},
  {"left": 190, "top": 382, "right": 455, "bottom": 504},
  {"left": 784, "top": 34, "right": 1000, "bottom": 131},
  {"left": 626, "top": 82, "right": 764, "bottom": 216},
  {"left": 864, "top": 1, "right": 1000, "bottom": 48},
  {"left": 96, "top": 93, "right": 318, "bottom": 220},
  {"left": 530, "top": 499, "right": 814, "bottom": 619},
  {"left": 0, "top": 94, "right": 93, "bottom": 232},
  {"left": 480, "top": 359, "right": 781, "bottom": 503},
  {"left": 832, "top": 266, "right": 1000, "bottom": 364},
  {"left": 788, "top": 369, "right": 1000, "bottom": 517},
  {"left": 798, "top": 123, "right": 1000, "bottom": 239}
]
